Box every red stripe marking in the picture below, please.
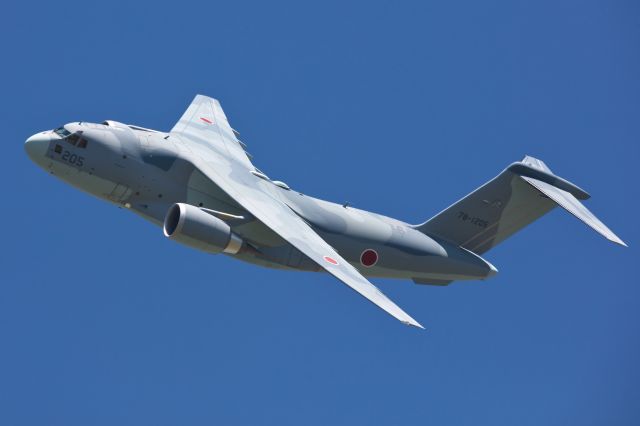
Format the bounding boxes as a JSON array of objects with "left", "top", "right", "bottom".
[
  {"left": 200, "top": 117, "right": 213, "bottom": 124},
  {"left": 323, "top": 256, "right": 339, "bottom": 265}
]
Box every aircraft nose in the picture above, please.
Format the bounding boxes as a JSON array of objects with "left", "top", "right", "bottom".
[{"left": 24, "top": 132, "right": 50, "bottom": 163}]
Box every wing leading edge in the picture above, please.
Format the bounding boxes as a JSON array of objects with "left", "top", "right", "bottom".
[{"left": 171, "top": 95, "right": 424, "bottom": 329}]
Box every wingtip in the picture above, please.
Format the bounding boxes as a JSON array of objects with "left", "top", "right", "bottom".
[
  {"left": 608, "top": 234, "right": 628, "bottom": 247},
  {"left": 402, "top": 320, "right": 426, "bottom": 330},
  {"left": 614, "top": 239, "right": 628, "bottom": 248}
]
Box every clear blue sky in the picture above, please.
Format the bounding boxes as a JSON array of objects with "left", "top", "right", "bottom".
[{"left": 2, "top": 1, "right": 638, "bottom": 425}]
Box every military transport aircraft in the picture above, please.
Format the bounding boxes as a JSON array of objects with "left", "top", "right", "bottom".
[{"left": 24, "top": 95, "right": 626, "bottom": 328}]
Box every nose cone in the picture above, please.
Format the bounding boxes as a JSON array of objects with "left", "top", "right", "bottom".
[{"left": 25, "top": 132, "right": 50, "bottom": 166}]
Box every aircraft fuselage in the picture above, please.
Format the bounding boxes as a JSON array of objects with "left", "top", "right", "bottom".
[{"left": 25, "top": 121, "right": 497, "bottom": 285}]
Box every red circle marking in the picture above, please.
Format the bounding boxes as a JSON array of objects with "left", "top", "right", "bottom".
[
  {"left": 360, "top": 249, "right": 378, "bottom": 267},
  {"left": 323, "top": 256, "right": 339, "bottom": 265},
  {"left": 200, "top": 117, "right": 213, "bottom": 124}
]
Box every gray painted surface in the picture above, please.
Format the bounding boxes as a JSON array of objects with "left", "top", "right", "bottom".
[{"left": 24, "top": 95, "right": 626, "bottom": 327}]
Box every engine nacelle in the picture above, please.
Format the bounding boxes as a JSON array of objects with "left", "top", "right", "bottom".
[{"left": 163, "top": 203, "right": 243, "bottom": 254}]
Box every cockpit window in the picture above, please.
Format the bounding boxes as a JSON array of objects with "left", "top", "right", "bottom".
[
  {"left": 67, "top": 133, "right": 80, "bottom": 145},
  {"left": 54, "top": 127, "right": 71, "bottom": 138},
  {"left": 55, "top": 129, "right": 89, "bottom": 149}
]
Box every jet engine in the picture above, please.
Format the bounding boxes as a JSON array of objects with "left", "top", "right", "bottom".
[{"left": 163, "top": 203, "right": 243, "bottom": 254}]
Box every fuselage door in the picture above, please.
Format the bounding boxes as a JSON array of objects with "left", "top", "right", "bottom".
[{"left": 107, "top": 183, "right": 132, "bottom": 202}]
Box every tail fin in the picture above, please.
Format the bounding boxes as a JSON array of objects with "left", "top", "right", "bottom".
[{"left": 414, "top": 156, "right": 626, "bottom": 254}]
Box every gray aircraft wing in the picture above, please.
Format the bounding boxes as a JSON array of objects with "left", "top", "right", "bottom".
[
  {"left": 171, "top": 94, "right": 254, "bottom": 169},
  {"left": 170, "top": 95, "right": 423, "bottom": 329}
]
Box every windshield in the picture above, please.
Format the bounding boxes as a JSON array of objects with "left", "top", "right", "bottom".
[
  {"left": 53, "top": 127, "right": 89, "bottom": 149},
  {"left": 53, "top": 127, "right": 71, "bottom": 138}
]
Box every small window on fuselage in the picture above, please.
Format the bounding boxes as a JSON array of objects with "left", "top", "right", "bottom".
[{"left": 78, "top": 139, "right": 88, "bottom": 148}]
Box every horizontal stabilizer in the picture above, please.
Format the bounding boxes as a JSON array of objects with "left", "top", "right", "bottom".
[{"left": 520, "top": 175, "right": 627, "bottom": 247}]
